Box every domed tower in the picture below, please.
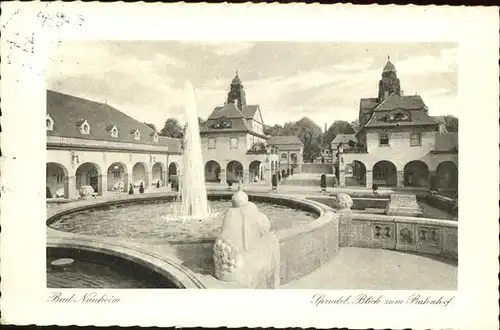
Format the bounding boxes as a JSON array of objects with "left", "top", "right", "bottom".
[
  {"left": 378, "top": 56, "right": 401, "bottom": 101},
  {"left": 226, "top": 70, "right": 247, "bottom": 109}
]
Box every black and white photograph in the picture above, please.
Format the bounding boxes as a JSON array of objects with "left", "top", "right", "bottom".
[
  {"left": 45, "top": 40, "right": 459, "bottom": 290},
  {"left": 1, "top": 2, "right": 498, "bottom": 329}
]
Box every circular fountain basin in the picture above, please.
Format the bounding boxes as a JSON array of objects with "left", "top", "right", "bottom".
[{"left": 48, "top": 194, "right": 319, "bottom": 243}]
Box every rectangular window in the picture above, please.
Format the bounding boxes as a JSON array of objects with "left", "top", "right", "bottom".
[
  {"left": 208, "top": 138, "right": 216, "bottom": 149},
  {"left": 230, "top": 137, "right": 238, "bottom": 149},
  {"left": 410, "top": 132, "right": 421, "bottom": 146},
  {"left": 56, "top": 173, "right": 64, "bottom": 183},
  {"left": 375, "top": 167, "right": 388, "bottom": 179},
  {"left": 112, "top": 170, "right": 121, "bottom": 179},
  {"left": 379, "top": 132, "right": 389, "bottom": 146}
]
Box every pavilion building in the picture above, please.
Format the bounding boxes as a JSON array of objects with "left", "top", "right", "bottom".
[
  {"left": 200, "top": 72, "right": 286, "bottom": 185},
  {"left": 338, "top": 59, "right": 458, "bottom": 194},
  {"left": 46, "top": 90, "right": 182, "bottom": 199}
]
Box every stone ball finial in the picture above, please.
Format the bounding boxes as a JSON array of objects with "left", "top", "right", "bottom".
[
  {"left": 335, "top": 193, "right": 353, "bottom": 210},
  {"left": 231, "top": 186, "right": 248, "bottom": 207}
]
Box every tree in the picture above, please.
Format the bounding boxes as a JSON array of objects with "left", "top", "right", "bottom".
[
  {"left": 160, "top": 118, "right": 183, "bottom": 138},
  {"left": 287, "top": 117, "right": 323, "bottom": 162},
  {"left": 350, "top": 118, "right": 360, "bottom": 132},
  {"left": 264, "top": 124, "right": 285, "bottom": 136},
  {"left": 198, "top": 117, "right": 206, "bottom": 128},
  {"left": 144, "top": 122, "right": 157, "bottom": 132},
  {"left": 444, "top": 115, "right": 458, "bottom": 132},
  {"left": 323, "top": 120, "right": 356, "bottom": 148}
]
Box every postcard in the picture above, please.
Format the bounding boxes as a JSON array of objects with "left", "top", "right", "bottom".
[{"left": 1, "top": 2, "right": 499, "bottom": 328}]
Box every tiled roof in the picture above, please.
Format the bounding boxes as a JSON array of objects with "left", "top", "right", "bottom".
[
  {"left": 360, "top": 98, "right": 379, "bottom": 114},
  {"left": 383, "top": 60, "right": 396, "bottom": 73},
  {"left": 331, "top": 134, "right": 357, "bottom": 145},
  {"left": 267, "top": 135, "right": 303, "bottom": 146},
  {"left": 203, "top": 103, "right": 266, "bottom": 133},
  {"left": 46, "top": 90, "right": 182, "bottom": 152},
  {"left": 373, "top": 93, "right": 426, "bottom": 112},
  {"left": 364, "top": 109, "right": 439, "bottom": 128},
  {"left": 434, "top": 132, "right": 458, "bottom": 152}
]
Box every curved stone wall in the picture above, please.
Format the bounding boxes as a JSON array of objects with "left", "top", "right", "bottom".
[{"left": 47, "top": 237, "right": 207, "bottom": 288}]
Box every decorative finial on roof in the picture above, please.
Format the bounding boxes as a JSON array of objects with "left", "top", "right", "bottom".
[
  {"left": 236, "top": 69, "right": 239, "bottom": 76},
  {"left": 387, "top": 55, "right": 390, "bottom": 61}
]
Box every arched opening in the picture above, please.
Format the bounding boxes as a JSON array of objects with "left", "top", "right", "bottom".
[
  {"left": 280, "top": 152, "right": 288, "bottom": 162},
  {"left": 404, "top": 160, "right": 429, "bottom": 187},
  {"left": 226, "top": 160, "right": 243, "bottom": 183},
  {"left": 107, "top": 162, "right": 128, "bottom": 192},
  {"left": 168, "top": 162, "right": 178, "bottom": 183},
  {"left": 373, "top": 160, "right": 397, "bottom": 186},
  {"left": 152, "top": 162, "right": 165, "bottom": 187},
  {"left": 46, "top": 162, "right": 69, "bottom": 198},
  {"left": 132, "top": 162, "right": 149, "bottom": 189},
  {"left": 205, "top": 160, "right": 221, "bottom": 183},
  {"left": 249, "top": 160, "right": 262, "bottom": 182},
  {"left": 436, "top": 161, "right": 458, "bottom": 193},
  {"left": 75, "top": 162, "right": 102, "bottom": 196},
  {"left": 346, "top": 160, "right": 366, "bottom": 186}
]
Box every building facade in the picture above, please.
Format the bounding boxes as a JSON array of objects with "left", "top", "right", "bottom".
[
  {"left": 200, "top": 72, "right": 281, "bottom": 185},
  {"left": 46, "top": 90, "right": 183, "bottom": 199},
  {"left": 267, "top": 136, "right": 303, "bottom": 173},
  {"left": 338, "top": 59, "right": 458, "bottom": 193}
]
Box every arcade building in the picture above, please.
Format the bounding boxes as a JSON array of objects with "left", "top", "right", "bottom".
[
  {"left": 338, "top": 59, "right": 458, "bottom": 194},
  {"left": 46, "top": 90, "right": 183, "bottom": 199},
  {"left": 200, "top": 72, "right": 303, "bottom": 185}
]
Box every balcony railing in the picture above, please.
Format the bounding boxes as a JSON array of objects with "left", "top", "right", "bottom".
[{"left": 342, "top": 147, "right": 368, "bottom": 154}]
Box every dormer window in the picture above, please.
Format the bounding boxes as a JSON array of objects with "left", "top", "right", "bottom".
[
  {"left": 131, "top": 129, "right": 140, "bottom": 140},
  {"left": 77, "top": 119, "right": 90, "bottom": 135},
  {"left": 153, "top": 133, "right": 159, "bottom": 142},
  {"left": 107, "top": 125, "right": 119, "bottom": 138},
  {"left": 386, "top": 109, "right": 410, "bottom": 122},
  {"left": 46, "top": 114, "right": 54, "bottom": 131}
]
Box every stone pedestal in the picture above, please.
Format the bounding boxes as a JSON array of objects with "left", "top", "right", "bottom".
[
  {"left": 213, "top": 188, "right": 280, "bottom": 288},
  {"left": 242, "top": 170, "right": 249, "bottom": 184},
  {"left": 365, "top": 170, "right": 373, "bottom": 189},
  {"left": 333, "top": 193, "right": 353, "bottom": 247},
  {"left": 339, "top": 169, "right": 346, "bottom": 187},
  {"left": 385, "top": 194, "right": 423, "bottom": 217}
]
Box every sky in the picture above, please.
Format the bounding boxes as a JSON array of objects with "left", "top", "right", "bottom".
[{"left": 47, "top": 41, "right": 458, "bottom": 131}]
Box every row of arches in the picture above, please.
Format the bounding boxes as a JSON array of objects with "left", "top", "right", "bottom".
[
  {"left": 47, "top": 161, "right": 179, "bottom": 199},
  {"left": 205, "top": 160, "right": 282, "bottom": 183},
  {"left": 346, "top": 160, "right": 458, "bottom": 190}
]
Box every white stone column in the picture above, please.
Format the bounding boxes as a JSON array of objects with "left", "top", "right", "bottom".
[
  {"left": 99, "top": 174, "right": 107, "bottom": 196},
  {"left": 243, "top": 169, "right": 249, "bottom": 184},
  {"left": 366, "top": 170, "right": 373, "bottom": 188},
  {"left": 147, "top": 167, "right": 154, "bottom": 190},
  {"left": 67, "top": 175, "right": 78, "bottom": 199},
  {"left": 397, "top": 170, "right": 404, "bottom": 187},
  {"left": 220, "top": 168, "right": 227, "bottom": 185}
]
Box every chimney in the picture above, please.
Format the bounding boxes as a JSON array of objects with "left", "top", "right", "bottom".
[
  {"left": 234, "top": 99, "right": 239, "bottom": 108},
  {"left": 324, "top": 123, "right": 327, "bottom": 133}
]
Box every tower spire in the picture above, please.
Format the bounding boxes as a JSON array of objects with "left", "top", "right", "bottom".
[{"left": 387, "top": 54, "right": 390, "bottom": 61}]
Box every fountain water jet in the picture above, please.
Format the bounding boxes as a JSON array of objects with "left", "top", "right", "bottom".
[{"left": 177, "top": 81, "right": 210, "bottom": 219}]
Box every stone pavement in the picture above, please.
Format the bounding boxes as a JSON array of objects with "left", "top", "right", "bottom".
[{"left": 281, "top": 247, "right": 458, "bottom": 290}]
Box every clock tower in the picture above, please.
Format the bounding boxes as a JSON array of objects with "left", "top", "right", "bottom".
[
  {"left": 226, "top": 70, "right": 247, "bottom": 109},
  {"left": 378, "top": 56, "right": 401, "bottom": 101}
]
